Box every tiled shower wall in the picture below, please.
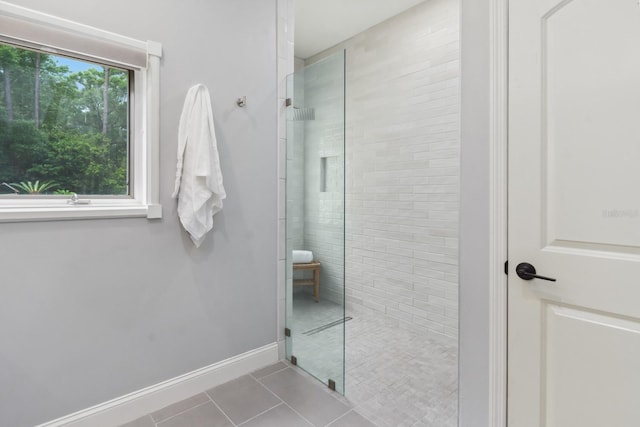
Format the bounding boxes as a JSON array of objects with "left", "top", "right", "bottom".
[
  {"left": 301, "top": 54, "right": 346, "bottom": 304},
  {"left": 287, "top": 69, "right": 306, "bottom": 254},
  {"left": 306, "top": 0, "right": 460, "bottom": 338}
]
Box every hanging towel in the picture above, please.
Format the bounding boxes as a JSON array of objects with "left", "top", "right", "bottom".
[{"left": 172, "top": 84, "right": 226, "bottom": 247}]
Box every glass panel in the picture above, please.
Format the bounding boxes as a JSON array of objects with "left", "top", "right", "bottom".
[
  {"left": 285, "top": 51, "right": 345, "bottom": 393},
  {"left": 0, "top": 42, "right": 130, "bottom": 196}
]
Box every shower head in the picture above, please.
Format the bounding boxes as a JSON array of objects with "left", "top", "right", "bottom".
[{"left": 289, "top": 106, "right": 315, "bottom": 121}]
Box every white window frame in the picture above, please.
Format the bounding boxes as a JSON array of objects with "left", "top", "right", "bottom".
[{"left": 0, "top": 1, "right": 162, "bottom": 222}]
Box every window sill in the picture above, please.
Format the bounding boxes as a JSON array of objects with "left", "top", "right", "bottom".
[{"left": 0, "top": 203, "right": 162, "bottom": 223}]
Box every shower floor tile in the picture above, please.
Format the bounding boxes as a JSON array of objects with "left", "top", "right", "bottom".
[
  {"left": 290, "top": 291, "right": 458, "bottom": 427},
  {"left": 345, "top": 307, "right": 458, "bottom": 427},
  {"left": 289, "top": 288, "right": 346, "bottom": 391}
]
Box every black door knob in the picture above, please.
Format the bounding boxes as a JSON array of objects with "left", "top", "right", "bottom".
[{"left": 516, "top": 262, "right": 556, "bottom": 282}]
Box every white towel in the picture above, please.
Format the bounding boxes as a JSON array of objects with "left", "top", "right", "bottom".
[
  {"left": 172, "top": 84, "right": 226, "bottom": 247},
  {"left": 292, "top": 250, "right": 314, "bottom": 264}
]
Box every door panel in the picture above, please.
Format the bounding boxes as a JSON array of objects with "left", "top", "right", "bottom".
[
  {"left": 509, "top": 0, "right": 640, "bottom": 425},
  {"left": 545, "top": 304, "right": 640, "bottom": 426},
  {"left": 543, "top": 0, "right": 640, "bottom": 249}
]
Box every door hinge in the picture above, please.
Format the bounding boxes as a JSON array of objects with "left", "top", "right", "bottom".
[
  {"left": 290, "top": 355, "right": 297, "bottom": 366},
  {"left": 504, "top": 260, "right": 508, "bottom": 275},
  {"left": 285, "top": 328, "right": 291, "bottom": 337},
  {"left": 285, "top": 98, "right": 292, "bottom": 107}
]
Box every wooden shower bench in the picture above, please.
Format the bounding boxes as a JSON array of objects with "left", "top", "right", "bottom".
[{"left": 293, "top": 261, "right": 320, "bottom": 302}]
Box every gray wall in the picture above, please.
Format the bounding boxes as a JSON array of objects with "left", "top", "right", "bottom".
[
  {"left": 0, "top": 1, "right": 277, "bottom": 426},
  {"left": 459, "top": 0, "right": 491, "bottom": 425},
  {"left": 306, "top": 0, "right": 460, "bottom": 337}
]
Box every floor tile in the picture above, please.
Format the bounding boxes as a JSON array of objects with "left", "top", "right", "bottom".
[
  {"left": 119, "top": 415, "right": 154, "bottom": 427},
  {"left": 208, "top": 375, "right": 281, "bottom": 425},
  {"left": 327, "top": 410, "right": 377, "bottom": 427},
  {"left": 259, "top": 368, "right": 350, "bottom": 426},
  {"left": 251, "top": 361, "right": 289, "bottom": 379},
  {"left": 292, "top": 295, "right": 459, "bottom": 427},
  {"left": 125, "top": 303, "right": 457, "bottom": 427},
  {"left": 156, "top": 402, "right": 232, "bottom": 427},
  {"left": 239, "top": 403, "right": 313, "bottom": 427},
  {"left": 289, "top": 288, "right": 345, "bottom": 393},
  {"left": 150, "top": 393, "right": 210, "bottom": 422}
]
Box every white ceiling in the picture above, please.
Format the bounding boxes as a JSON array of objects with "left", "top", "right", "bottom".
[{"left": 294, "top": 0, "right": 427, "bottom": 59}]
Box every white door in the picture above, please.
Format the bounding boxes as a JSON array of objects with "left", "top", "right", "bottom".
[{"left": 508, "top": 0, "right": 640, "bottom": 425}]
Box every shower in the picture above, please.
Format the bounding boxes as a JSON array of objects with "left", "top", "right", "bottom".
[
  {"left": 285, "top": 0, "right": 460, "bottom": 424},
  {"left": 288, "top": 105, "right": 315, "bottom": 121}
]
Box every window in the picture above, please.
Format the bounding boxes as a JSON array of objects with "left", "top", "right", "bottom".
[
  {"left": 0, "top": 2, "right": 162, "bottom": 221},
  {"left": 0, "top": 43, "right": 131, "bottom": 196}
]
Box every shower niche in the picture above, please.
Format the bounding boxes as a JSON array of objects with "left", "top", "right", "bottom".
[{"left": 285, "top": 51, "right": 346, "bottom": 393}]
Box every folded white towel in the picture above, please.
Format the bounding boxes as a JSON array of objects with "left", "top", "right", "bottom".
[
  {"left": 172, "top": 84, "right": 226, "bottom": 247},
  {"left": 292, "top": 250, "right": 314, "bottom": 264}
]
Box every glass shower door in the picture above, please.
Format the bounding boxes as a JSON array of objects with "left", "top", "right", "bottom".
[{"left": 285, "top": 51, "right": 345, "bottom": 393}]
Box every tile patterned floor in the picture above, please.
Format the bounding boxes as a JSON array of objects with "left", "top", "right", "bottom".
[
  {"left": 290, "top": 288, "right": 345, "bottom": 392},
  {"left": 290, "top": 291, "right": 458, "bottom": 427},
  {"left": 123, "top": 291, "right": 457, "bottom": 427},
  {"left": 345, "top": 308, "right": 458, "bottom": 427},
  {"left": 121, "top": 363, "right": 375, "bottom": 427}
]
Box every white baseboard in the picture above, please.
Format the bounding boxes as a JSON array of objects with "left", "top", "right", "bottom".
[{"left": 37, "top": 343, "right": 279, "bottom": 427}]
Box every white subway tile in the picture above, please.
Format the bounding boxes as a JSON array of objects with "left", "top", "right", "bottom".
[{"left": 296, "top": 0, "right": 460, "bottom": 336}]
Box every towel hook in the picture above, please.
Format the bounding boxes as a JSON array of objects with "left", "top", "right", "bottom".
[{"left": 236, "top": 96, "right": 247, "bottom": 107}]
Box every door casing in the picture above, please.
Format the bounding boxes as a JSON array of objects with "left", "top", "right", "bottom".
[{"left": 483, "top": 0, "right": 509, "bottom": 426}]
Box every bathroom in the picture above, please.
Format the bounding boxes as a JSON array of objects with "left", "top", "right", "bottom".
[{"left": 0, "top": 0, "right": 487, "bottom": 426}]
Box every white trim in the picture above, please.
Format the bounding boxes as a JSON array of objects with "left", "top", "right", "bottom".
[
  {"left": 276, "top": 0, "right": 294, "bottom": 362},
  {"left": 0, "top": 1, "right": 147, "bottom": 50},
  {"left": 488, "top": 0, "right": 509, "bottom": 426},
  {"left": 36, "top": 343, "right": 279, "bottom": 427},
  {"left": 0, "top": 197, "right": 159, "bottom": 222},
  {"left": 144, "top": 50, "right": 162, "bottom": 219},
  {"left": 0, "top": 206, "right": 149, "bottom": 222},
  {"left": 0, "top": 1, "right": 148, "bottom": 66}
]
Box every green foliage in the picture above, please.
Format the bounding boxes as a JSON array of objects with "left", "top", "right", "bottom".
[
  {"left": 0, "top": 43, "right": 129, "bottom": 195},
  {"left": 28, "top": 129, "right": 126, "bottom": 194},
  {"left": 10, "top": 180, "right": 57, "bottom": 194},
  {"left": 0, "top": 120, "right": 49, "bottom": 182}
]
